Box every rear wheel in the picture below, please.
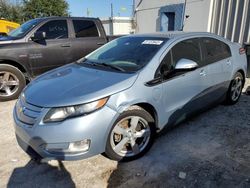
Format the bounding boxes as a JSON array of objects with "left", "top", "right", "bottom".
[
  {"left": 105, "top": 106, "right": 156, "bottom": 161},
  {"left": 225, "top": 72, "right": 244, "bottom": 105},
  {"left": 0, "top": 64, "right": 26, "bottom": 101}
]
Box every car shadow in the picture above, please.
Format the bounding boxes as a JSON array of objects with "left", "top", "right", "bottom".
[
  {"left": 10, "top": 133, "right": 77, "bottom": 187},
  {"left": 7, "top": 159, "right": 75, "bottom": 188}
]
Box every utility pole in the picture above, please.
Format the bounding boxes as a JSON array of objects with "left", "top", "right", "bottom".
[
  {"left": 132, "top": 0, "right": 135, "bottom": 17},
  {"left": 111, "top": 3, "right": 114, "bottom": 18},
  {"left": 87, "top": 8, "right": 90, "bottom": 17},
  {"left": 182, "top": 0, "right": 187, "bottom": 31},
  {"left": 110, "top": 3, "right": 114, "bottom": 35}
]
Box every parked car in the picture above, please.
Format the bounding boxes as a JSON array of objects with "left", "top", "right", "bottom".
[
  {"left": 14, "top": 32, "right": 247, "bottom": 162},
  {"left": 0, "top": 17, "right": 119, "bottom": 101}
]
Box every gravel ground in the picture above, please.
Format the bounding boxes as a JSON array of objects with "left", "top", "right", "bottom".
[{"left": 0, "top": 79, "right": 250, "bottom": 188}]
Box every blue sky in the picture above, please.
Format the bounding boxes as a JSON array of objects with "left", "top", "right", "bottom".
[{"left": 66, "top": 0, "right": 133, "bottom": 18}]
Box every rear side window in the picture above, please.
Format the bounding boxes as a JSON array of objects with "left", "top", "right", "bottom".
[
  {"left": 172, "top": 38, "right": 201, "bottom": 65},
  {"left": 73, "top": 20, "right": 99, "bottom": 38},
  {"left": 202, "top": 38, "right": 231, "bottom": 64},
  {"left": 37, "top": 20, "right": 68, "bottom": 40}
]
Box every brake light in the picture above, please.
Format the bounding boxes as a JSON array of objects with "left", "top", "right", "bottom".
[{"left": 239, "top": 47, "right": 246, "bottom": 55}]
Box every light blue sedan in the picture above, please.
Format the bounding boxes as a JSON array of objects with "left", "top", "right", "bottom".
[{"left": 14, "top": 32, "right": 247, "bottom": 161}]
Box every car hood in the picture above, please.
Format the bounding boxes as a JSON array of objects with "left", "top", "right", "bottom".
[
  {"left": 24, "top": 63, "right": 139, "bottom": 107},
  {"left": 0, "top": 36, "right": 15, "bottom": 44}
]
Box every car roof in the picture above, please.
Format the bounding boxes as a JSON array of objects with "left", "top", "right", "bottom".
[
  {"left": 124, "top": 31, "right": 233, "bottom": 44},
  {"left": 37, "top": 16, "right": 99, "bottom": 21},
  {"left": 128, "top": 31, "right": 220, "bottom": 39}
]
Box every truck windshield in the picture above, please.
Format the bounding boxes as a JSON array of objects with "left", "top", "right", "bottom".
[
  {"left": 8, "top": 19, "right": 43, "bottom": 38},
  {"left": 82, "top": 36, "right": 168, "bottom": 72}
]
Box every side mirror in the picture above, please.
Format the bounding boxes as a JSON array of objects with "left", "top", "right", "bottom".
[
  {"left": 175, "top": 58, "right": 198, "bottom": 71},
  {"left": 31, "top": 31, "right": 46, "bottom": 41}
]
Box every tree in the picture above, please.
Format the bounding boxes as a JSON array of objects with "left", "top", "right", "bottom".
[
  {"left": 0, "top": 0, "right": 23, "bottom": 23},
  {"left": 23, "top": 0, "right": 69, "bottom": 20}
]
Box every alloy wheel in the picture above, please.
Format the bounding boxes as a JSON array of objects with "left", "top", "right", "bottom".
[
  {"left": 110, "top": 116, "right": 151, "bottom": 157},
  {"left": 230, "top": 76, "right": 242, "bottom": 101},
  {"left": 0, "top": 71, "right": 19, "bottom": 97}
]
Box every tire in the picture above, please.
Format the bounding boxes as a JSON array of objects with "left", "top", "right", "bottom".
[
  {"left": 225, "top": 72, "right": 244, "bottom": 105},
  {"left": 104, "top": 106, "right": 156, "bottom": 161},
  {"left": 0, "top": 64, "right": 26, "bottom": 101}
]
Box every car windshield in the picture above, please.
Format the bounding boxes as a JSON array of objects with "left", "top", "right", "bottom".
[
  {"left": 8, "top": 19, "right": 43, "bottom": 38},
  {"left": 81, "top": 36, "right": 168, "bottom": 72}
]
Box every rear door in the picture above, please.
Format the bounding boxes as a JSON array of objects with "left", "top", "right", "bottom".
[
  {"left": 29, "top": 19, "right": 72, "bottom": 76},
  {"left": 157, "top": 38, "right": 209, "bottom": 126},
  {"left": 70, "top": 19, "right": 107, "bottom": 61},
  {"left": 201, "top": 37, "right": 233, "bottom": 99}
]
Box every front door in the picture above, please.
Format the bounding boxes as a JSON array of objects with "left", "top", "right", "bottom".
[
  {"left": 158, "top": 38, "right": 209, "bottom": 126},
  {"left": 29, "top": 19, "right": 72, "bottom": 76}
]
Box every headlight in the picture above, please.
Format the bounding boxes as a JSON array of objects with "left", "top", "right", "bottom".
[{"left": 43, "top": 97, "right": 109, "bottom": 123}]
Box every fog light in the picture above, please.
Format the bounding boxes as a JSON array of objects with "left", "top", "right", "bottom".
[
  {"left": 44, "top": 139, "right": 91, "bottom": 154},
  {"left": 68, "top": 139, "right": 90, "bottom": 152}
]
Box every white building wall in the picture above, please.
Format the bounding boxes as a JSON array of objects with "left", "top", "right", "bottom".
[
  {"left": 135, "top": 0, "right": 212, "bottom": 33},
  {"left": 184, "top": 0, "right": 211, "bottom": 32},
  {"left": 134, "top": 0, "right": 250, "bottom": 43},
  {"left": 101, "top": 17, "right": 134, "bottom": 35}
]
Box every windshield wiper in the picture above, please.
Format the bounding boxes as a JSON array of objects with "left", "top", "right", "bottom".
[
  {"left": 99, "top": 63, "right": 125, "bottom": 72},
  {"left": 82, "top": 59, "right": 126, "bottom": 72}
]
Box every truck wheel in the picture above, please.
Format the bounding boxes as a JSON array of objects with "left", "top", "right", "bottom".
[
  {"left": 0, "top": 64, "right": 26, "bottom": 101},
  {"left": 105, "top": 106, "right": 156, "bottom": 161}
]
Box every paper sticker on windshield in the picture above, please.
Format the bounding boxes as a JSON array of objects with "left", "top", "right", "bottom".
[{"left": 142, "top": 40, "right": 163, "bottom": 45}]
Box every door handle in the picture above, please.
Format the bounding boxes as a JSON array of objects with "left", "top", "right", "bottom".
[
  {"left": 226, "top": 60, "right": 232, "bottom": 65},
  {"left": 200, "top": 69, "right": 206, "bottom": 76},
  {"left": 61, "top": 44, "right": 71, "bottom": 47}
]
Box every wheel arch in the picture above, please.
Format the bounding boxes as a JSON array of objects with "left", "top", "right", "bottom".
[
  {"left": 132, "top": 102, "right": 159, "bottom": 131},
  {"left": 237, "top": 69, "right": 245, "bottom": 86},
  {"left": 0, "top": 59, "right": 30, "bottom": 80}
]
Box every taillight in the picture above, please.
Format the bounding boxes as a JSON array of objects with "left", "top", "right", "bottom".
[{"left": 239, "top": 47, "right": 246, "bottom": 55}]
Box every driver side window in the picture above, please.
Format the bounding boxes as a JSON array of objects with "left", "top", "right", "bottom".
[
  {"left": 172, "top": 38, "right": 201, "bottom": 65},
  {"left": 156, "top": 38, "right": 201, "bottom": 78},
  {"left": 36, "top": 20, "right": 68, "bottom": 40}
]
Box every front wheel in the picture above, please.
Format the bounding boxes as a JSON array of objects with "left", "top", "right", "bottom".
[
  {"left": 0, "top": 64, "right": 26, "bottom": 101},
  {"left": 104, "top": 106, "right": 156, "bottom": 161},
  {"left": 225, "top": 72, "right": 244, "bottom": 105}
]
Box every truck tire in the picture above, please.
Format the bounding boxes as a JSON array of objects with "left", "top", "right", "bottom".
[{"left": 0, "top": 64, "right": 26, "bottom": 101}]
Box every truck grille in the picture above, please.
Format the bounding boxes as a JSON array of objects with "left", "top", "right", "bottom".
[{"left": 16, "top": 96, "right": 43, "bottom": 126}]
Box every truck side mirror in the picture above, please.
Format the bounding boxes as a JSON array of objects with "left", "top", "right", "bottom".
[{"left": 31, "top": 31, "right": 46, "bottom": 41}]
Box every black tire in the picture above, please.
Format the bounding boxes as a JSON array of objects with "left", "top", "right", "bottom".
[
  {"left": 225, "top": 72, "right": 244, "bottom": 105},
  {"left": 104, "top": 106, "right": 156, "bottom": 162},
  {"left": 0, "top": 64, "right": 26, "bottom": 101}
]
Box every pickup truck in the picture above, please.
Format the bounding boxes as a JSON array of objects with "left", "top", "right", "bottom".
[{"left": 0, "top": 17, "right": 119, "bottom": 101}]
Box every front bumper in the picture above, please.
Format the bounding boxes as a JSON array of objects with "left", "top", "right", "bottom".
[{"left": 14, "top": 104, "right": 118, "bottom": 161}]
